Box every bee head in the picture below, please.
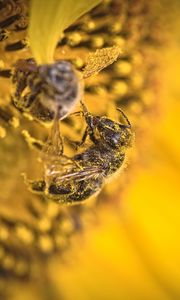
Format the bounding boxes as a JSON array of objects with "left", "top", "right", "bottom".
[
  {"left": 39, "top": 60, "right": 78, "bottom": 95},
  {"left": 97, "top": 110, "right": 132, "bottom": 149}
]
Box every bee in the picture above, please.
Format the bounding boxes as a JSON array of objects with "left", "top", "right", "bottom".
[
  {"left": 12, "top": 46, "right": 121, "bottom": 122},
  {"left": 12, "top": 59, "right": 82, "bottom": 122},
  {"left": 25, "top": 101, "right": 132, "bottom": 205}
]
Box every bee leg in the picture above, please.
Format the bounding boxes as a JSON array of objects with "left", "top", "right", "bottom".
[
  {"left": 69, "top": 110, "right": 84, "bottom": 117},
  {"left": 0, "top": 68, "right": 12, "bottom": 78},
  {"left": 43, "top": 118, "right": 64, "bottom": 156},
  {"left": 12, "top": 92, "right": 36, "bottom": 114},
  {"left": 30, "top": 180, "right": 46, "bottom": 194},
  {"left": 77, "top": 126, "right": 89, "bottom": 147},
  {"left": 67, "top": 102, "right": 96, "bottom": 148},
  {"left": 68, "top": 125, "right": 89, "bottom": 150},
  {"left": 66, "top": 122, "right": 96, "bottom": 151},
  {"left": 0, "top": 106, "right": 19, "bottom": 129},
  {"left": 80, "top": 101, "right": 98, "bottom": 144},
  {"left": 73, "top": 101, "right": 98, "bottom": 144},
  {"left": 71, "top": 101, "right": 97, "bottom": 146},
  {"left": 80, "top": 100, "right": 89, "bottom": 114},
  {"left": 116, "top": 108, "right": 131, "bottom": 128},
  {"left": 22, "top": 130, "right": 44, "bottom": 151},
  {"left": 22, "top": 173, "right": 46, "bottom": 194}
]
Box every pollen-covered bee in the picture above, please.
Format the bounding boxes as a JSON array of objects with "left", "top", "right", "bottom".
[
  {"left": 12, "top": 59, "right": 82, "bottom": 122},
  {"left": 25, "top": 102, "right": 132, "bottom": 205},
  {"left": 12, "top": 46, "right": 121, "bottom": 122}
]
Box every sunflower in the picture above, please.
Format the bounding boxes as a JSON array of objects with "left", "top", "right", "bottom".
[{"left": 0, "top": 0, "right": 179, "bottom": 299}]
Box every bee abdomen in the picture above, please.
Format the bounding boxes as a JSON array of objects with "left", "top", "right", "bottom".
[
  {"left": 48, "top": 184, "right": 72, "bottom": 195},
  {"left": 38, "top": 60, "right": 82, "bottom": 119}
]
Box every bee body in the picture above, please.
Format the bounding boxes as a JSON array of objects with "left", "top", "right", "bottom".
[
  {"left": 12, "top": 59, "right": 82, "bottom": 122},
  {"left": 27, "top": 104, "right": 132, "bottom": 205}
]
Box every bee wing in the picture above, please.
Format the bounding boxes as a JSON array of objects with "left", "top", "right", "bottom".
[
  {"left": 82, "top": 45, "right": 122, "bottom": 79},
  {"left": 44, "top": 155, "right": 80, "bottom": 179},
  {"left": 55, "top": 165, "right": 103, "bottom": 184}
]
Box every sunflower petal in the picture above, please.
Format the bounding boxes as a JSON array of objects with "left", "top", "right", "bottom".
[{"left": 29, "top": 0, "right": 102, "bottom": 64}]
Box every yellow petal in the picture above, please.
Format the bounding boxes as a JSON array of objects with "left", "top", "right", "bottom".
[{"left": 29, "top": 0, "right": 102, "bottom": 64}]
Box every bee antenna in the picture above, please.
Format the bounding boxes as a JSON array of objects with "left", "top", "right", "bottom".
[
  {"left": 70, "top": 111, "right": 83, "bottom": 117},
  {"left": 80, "top": 100, "right": 89, "bottom": 114},
  {"left": 116, "top": 108, "right": 131, "bottom": 128}
]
